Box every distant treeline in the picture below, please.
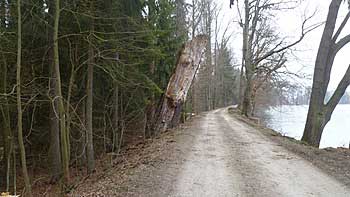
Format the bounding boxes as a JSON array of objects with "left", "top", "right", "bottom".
[{"left": 282, "top": 87, "right": 350, "bottom": 105}]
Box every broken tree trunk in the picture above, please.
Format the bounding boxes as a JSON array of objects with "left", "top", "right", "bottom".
[{"left": 153, "top": 35, "right": 207, "bottom": 134}]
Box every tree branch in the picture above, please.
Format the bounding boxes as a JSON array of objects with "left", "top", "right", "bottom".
[
  {"left": 333, "top": 33, "right": 350, "bottom": 54},
  {"left": 332, "top": 11, "right": 350, "bottom": 42},
  {"left": 326, "top": 64, "right": 350, "bottom": 117},
  {"left": 254, "top": 11, "right": 321, "bottom": 65}
]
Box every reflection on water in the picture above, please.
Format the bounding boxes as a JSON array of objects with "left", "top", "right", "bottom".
[{"left": 264, "top": 104, "right": 350, "bottom": 148}]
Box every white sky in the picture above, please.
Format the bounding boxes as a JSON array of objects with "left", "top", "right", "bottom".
[{"left": 214, "top": 0, "right": 350, "bottom": 90}]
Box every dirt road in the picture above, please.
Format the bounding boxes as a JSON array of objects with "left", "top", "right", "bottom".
[
  {"left": 171, "top": 108, "right": 350, "bottom": 196},
  {"left": 73, "top": 108, "right": 350, "bottom": 196}
]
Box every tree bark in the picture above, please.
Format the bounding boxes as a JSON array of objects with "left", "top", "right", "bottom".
[
  {"left": 302, "top": 0, "right": 344, "bottom": 147},
  {"left": 53, "top": 0, "right": 70, "bottom": 182},
  {"left": 241, "top": 0, "right": 253, "bottom": 116},
  {"left": 238, "top": 63, "right": 245, "bottom": 109},
  {"left": 190, "top": 0, "right": 198, "bottom": 114},
  {"left": 78, "top": 101, "right": 86, "bottom": 167},
  {"left": 86, "top": 19, "right": 95, "bottom": 174},
  {"left": 48, "top": 0, "right": 62, "bottom": 183},
  {"left": 191, "top": 82, "right": 196, "bottom": 114},
  {"left": 0, "top": 1, "right": 12, "bottom": 189},
  {"left": 153, "top": 35, "right": 207, "bottom": 133},
  {"left": 16, "top": 0, "right": 32, "bottom": 195},
  {"left": 48, "top": 73, "right": 62, "bottom": 182},
  {"left": 112, "top": 83, "right": 119, "bottom": 152},
  {"left": 170, "top": 101, "right": 184, "bottom": 128},
  {"left": 206, "top": 2, "right": 213, "bottom": 111},
  {"left": 1, "top": 55, "right": 12, "bottom": 191},
  {"left": 241, "top": 71, "right": 253, "bottom": 116},
  {"left": 65, "top": 42, "right": 77, "bottom": 163}
]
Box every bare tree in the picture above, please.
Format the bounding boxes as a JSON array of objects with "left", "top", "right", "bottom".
[
  {"left": 233, "top": 0, "right": 319, "bottom": 116},
  {"left": 0, "top": 0, "right": 13, "bottom": 190},
  {"left": 189, "top": 0, "right": 204, "bottom": 113},
  {"left": 1, "top": 50, "right": 13, "bottom": 193},
  {"left": 204, "top": 0, "right": 213, "bottom": 111},
  {"left": 53, "top": 0, "right": 70, "bottom": 183},
  {"left": 194, "top": 0, "right": 218, "bottom": 112},
  {"left": 47, "top": 0, "right": 62, "bottom": 183},
  {"left": 86, "top": 5, "right": 95, "bottom": 173},
  {"left": 16, "top": 0, "right": 32, "bottom": 195},
  {"left": 302, "top": 0, "right": 350, "bottom": 147}
]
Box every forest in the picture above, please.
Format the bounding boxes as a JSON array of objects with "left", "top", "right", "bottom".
[{"left": 1, "top": 0, "right": 350, "bottom": 196}]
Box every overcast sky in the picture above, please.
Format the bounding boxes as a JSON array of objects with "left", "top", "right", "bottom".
[{"left": 214, "top": 0, "right": 350, "bottom": 90}]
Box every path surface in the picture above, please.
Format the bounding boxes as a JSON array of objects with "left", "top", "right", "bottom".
[
  {"left": 169, "top": 108, "right": 350, "bottom": 196},
  {"left": 73, "top": 108, "right": 350, "bottom": 197}
]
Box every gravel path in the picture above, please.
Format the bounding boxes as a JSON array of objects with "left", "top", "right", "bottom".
[
  {"left": 72, "top": 108, "right": 350, "bottom": 197},
  {"left": 170, "top": 108, "right": 350, "bottom": 196}
]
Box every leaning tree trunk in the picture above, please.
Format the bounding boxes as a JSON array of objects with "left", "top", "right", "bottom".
[{"left": 153, "top": 35, "right": 207, "bottom": 133}]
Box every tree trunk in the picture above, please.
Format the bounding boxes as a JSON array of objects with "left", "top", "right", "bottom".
[
  {"left": 79, "top": 101, "right": 86, "bottom": 167},
  {"left": 303, "top": 64, "right": 350, "bottom": 147},
  {"left": 191, "top": 82, "right": 196, "bottom": 114},
  {"left": 241, "top": 71, "right": 253, "bottom": 116},
  {"left": 205, "top": 2, "right": 212, "bottom": 111},
  {"left": 302, "top": 108, "right": 327, "bottom": 147},
  {"left": 302, "top": 0, "right": 344, "bottom": 147},
  {"left": 53, "top": 0, "right": 70, "bottom": 182},
  {"left": 48, "top": 0, "right": 62, "bottom": 183},
  {"left": 65, "top": 43, "right": 77, "bottom": 162},
  {"left": 86, "top": 21, "right": 95, "bottom": 174},
  {"left": 238, "top": 61, "right": 245, "bottom": 109},
  {"left": 16, "top": 0, "right": 32, "bottom": 195},
  {"left": 241, "top": 0, "right": 252, "bottom": 116},
  {"left": 153, "top": 35, "right": 207, "bottom": 133},
  {"left": 0, "top": 0, "right": 5, "bottom": 28},
  {"left": 112, "top": 83, "right": 119, "bottom": 152},
  {"left": 49, "top": 77, "right": 62, "bottom": 182},
  {"left": 170, "top": 101, "right": 184, "bottom": 128},
  {"left": 1, "top": 55, "right": 12, "bottom": 191},
  {"left": 1, "top": 2, "right": 12, "bottom": 188},
  {"left": 190, "top": 0, "right": 198, "bottom": 114}
]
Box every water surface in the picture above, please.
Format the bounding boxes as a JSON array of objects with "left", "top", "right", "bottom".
[{"left": 264, "top": 104, "right": 350, "bottom": 148}]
